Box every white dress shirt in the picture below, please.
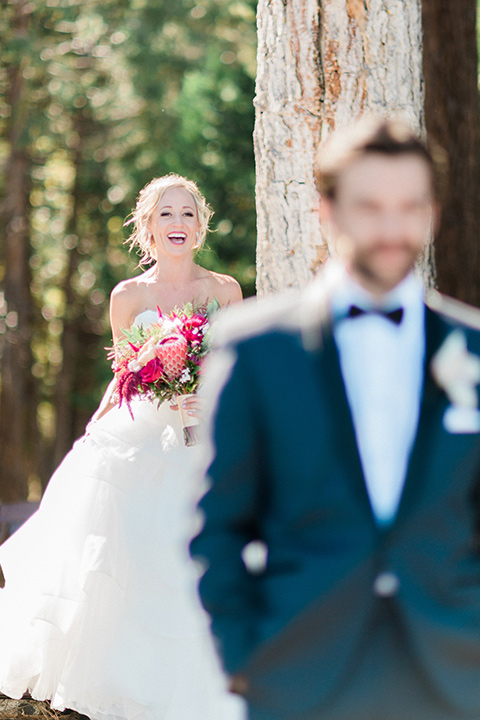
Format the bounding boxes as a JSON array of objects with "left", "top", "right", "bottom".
[{"left": 330, "top": 269, "right": 425, "bottom": 525}]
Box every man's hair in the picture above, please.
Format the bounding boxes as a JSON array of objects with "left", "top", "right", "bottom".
[{"left": 313, "top": 116, "right": 448, "bottom": 201}]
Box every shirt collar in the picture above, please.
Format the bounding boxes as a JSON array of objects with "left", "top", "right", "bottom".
[{"left": 329, "top": 263, "right": 425, "bottom": 322}]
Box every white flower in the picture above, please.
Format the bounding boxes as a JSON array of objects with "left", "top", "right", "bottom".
[
  {"left": 127, "top": 338, "right": 157, "bottom": 372},
  {"left": 128, "top": 359, "right": 143, "bottom": 373},
  {"left": 162, "top": 317, "right": 183, "bottom": 334},
  {"left": 431, "top": 330, "right": 480, "bottom": 408},
  {"left": 138, "top": 338, "right": 157, "bottom": 364},
  {"left": 179, "top": 368, "right": 192, "bottom": 384}
]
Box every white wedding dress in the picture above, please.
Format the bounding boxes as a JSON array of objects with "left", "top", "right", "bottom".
[{"left": 0, "top": 310, "right": 245, "bottom": 720}]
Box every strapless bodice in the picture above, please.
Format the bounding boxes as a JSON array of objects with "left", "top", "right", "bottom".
[{"left": 132, "top": 309, "right": 159, "bottom": 329}]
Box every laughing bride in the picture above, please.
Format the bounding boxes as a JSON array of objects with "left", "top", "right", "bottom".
[{"left": 0, "top": 174, "right": 245, "bottom": 720}]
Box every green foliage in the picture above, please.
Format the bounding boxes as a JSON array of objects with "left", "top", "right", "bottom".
[
  {"left": 114, "top": 0, "right": 257, "bottom": 295},
  {"left": 0, "top": 0, "right": 257, "bottom": 468}
]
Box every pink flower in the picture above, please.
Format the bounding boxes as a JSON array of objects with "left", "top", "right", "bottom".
[
  {"left": 156, "top": 334, "right": 188, "bottom": 379},
  {"left": 140, "top": 357, "right": 164, "bottom": 383},
  {"left": 182, "top": 315, "right": 207, "bottom": 343}
]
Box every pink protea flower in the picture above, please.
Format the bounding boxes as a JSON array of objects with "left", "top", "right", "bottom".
[{"left": 156, "top": 334, "right": 188, "bottom": 379}]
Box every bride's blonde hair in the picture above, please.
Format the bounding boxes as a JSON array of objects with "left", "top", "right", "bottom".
[{"left": 124, "top": 174, "right": 214, "bottom": 267}]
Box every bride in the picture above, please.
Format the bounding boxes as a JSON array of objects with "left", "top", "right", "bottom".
[{"left": 0, "top": 174, "right": 245, "bottom": 720}]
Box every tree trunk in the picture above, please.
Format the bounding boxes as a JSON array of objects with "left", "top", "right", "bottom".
[
  {"left": 51, "top": 109, "right": 105, "bottom": 470},
  {"left": 422, "top": 0, "right": 480, "bottom": 308},
  {"left": 254, "top": 0, "right": 425, "bottom": 295},
  {"left": 51, "top": 119, "right": 84, "bottom": 471},
  {"left": 254, "top": 0, "right": 324, "bottom": 295},
  {"left": 0, "top": 0, "right": 38, "bottom": 502}
]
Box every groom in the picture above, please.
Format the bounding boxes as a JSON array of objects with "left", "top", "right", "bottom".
[{"left": 191, "top": 117, "right": 480, "bottom": 720}]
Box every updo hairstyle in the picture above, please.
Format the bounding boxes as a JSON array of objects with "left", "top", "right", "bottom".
[{"left": 124, "top": 174, "right": 214, "bottom": 267}]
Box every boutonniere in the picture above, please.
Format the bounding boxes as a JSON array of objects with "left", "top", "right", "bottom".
[{"left": 430, "top": 330, "right": 480, "bottom": 433}]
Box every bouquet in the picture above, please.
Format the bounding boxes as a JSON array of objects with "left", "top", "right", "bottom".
[{"left": 110, "top": 300, "right": 219, "bottom": 445}]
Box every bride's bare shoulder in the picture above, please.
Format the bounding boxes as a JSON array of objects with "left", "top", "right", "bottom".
[
  {"left": 109, "top": 271, "right": 153, "bottom": 340},
  {"left": 110, "top": 269, "right": 153, "bottom": 305},
  {"left": 203, "top": 269, "right": 243, "bottom": 306}
]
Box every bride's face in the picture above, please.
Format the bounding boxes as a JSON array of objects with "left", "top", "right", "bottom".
[{"left": 149, "top": 187, "right": 200, "bottom": 260}]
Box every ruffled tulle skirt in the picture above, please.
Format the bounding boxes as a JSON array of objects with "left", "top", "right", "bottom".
[{"left": 0, "top": 398, "right": 245, "bottom": 720}]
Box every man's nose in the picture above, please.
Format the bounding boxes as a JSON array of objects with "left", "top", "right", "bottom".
[{"left": 377, "top": 212, "right": 405, "bottom": 238}]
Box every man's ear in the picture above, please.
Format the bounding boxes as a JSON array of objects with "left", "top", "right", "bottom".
[
  {"left": 318, "top": 195, "right": 340, "bottom": 258},
  {"left": 318, "top": 195, "right": 333, "bottom": 228}
]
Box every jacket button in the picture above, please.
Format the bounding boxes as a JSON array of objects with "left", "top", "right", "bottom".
[{"left": 373, "top": 571, "right": 400, "bottom": 597}]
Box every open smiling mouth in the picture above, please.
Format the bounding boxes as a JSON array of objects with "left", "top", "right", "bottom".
[{"left": 168, "top": 233, "right": 187, "bottom": 245}]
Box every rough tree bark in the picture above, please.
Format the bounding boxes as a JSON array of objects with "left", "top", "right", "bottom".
[
  {"left": 254, "top": 0, "right": 425, "bottom": 295},
  {"left": 254, "top": 0, "right": 324, "bottom": 294},
  {"left": 0, "top": 0, "right": 38, "bottom": 502},
  {"left": 422, "top": 0, "right": 480, "bottom": 308}
]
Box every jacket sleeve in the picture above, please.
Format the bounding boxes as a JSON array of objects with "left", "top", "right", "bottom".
[{"left": 190, "top": 339, "right": 267, "bottom": 676}]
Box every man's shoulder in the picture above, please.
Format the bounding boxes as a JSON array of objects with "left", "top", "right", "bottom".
[
  {"left": 212, "top": 291, "right": 302, "bottom": 346},
  {"left": 427, "top": 290, "right": 480, "bottom": 334},
  {"left": 212, "top": 277, "right": 329, "bottom": 351}
]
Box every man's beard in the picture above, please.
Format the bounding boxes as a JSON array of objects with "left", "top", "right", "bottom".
[{"left": 352, "top": 244, "right": 419, "bottom": 293}]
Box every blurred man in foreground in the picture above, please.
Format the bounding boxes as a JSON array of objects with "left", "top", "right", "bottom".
[{"left": 192, "top": 117, "right": 480, "bottom": 720}]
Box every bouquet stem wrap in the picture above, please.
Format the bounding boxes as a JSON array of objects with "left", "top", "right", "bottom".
[{"left": 177, "top": 394, "right": 199, "bottom": 447}]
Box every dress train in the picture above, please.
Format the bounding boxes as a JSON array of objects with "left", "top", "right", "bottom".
[{"left": 0, "top": 390, "right": 245, "bottom": 720}]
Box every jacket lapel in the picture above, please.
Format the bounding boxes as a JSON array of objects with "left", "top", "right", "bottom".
[
  {"left": 394, "top": 305, "right": 452, "bottom": 525},
  {"left": 317, "top": 321, "right": 377, "bottom": 521},
  {"left": 296, "top": 272, "right": 376, "bottom": 522}
]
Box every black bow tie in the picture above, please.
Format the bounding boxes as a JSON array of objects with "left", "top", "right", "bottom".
[{"left": 348, "top": 305, "right": 404, "bottom": 325}]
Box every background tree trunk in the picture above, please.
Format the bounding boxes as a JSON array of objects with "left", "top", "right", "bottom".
[
  {"left": 254, "top": 0, "right": 425, "bottom": 295},
  {"left": 51, "top": 126, "right": 84, "bottom": 471},
  {"left": 254, "top": 0, "right": 324, "bottom": 295},
  {"left": 0, "top": 0, "right": 38, "bottom": 502},
  {"left": 51, "top": 108, "right": 107, "bottom": 468},
  {"left": 422, "top": 0, "right": 480, "bottom": 308}
]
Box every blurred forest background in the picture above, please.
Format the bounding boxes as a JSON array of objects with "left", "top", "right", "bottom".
[
  {"left": 2, "top": 0, "right": 480, "bottom": 504},
  {"left": 0, "top": 0, "right": 257, "bottom": 501}
]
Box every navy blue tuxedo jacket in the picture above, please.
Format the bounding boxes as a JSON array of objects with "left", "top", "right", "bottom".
[{"left": 191, "top": 277, "right": 480, "bottom": 719}]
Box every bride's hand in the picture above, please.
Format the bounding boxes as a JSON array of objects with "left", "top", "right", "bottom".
[
  {"left": 170, "top": 395, "right": 203, "bottom": 419},
  {"left": 180, "top": 395, "right": 203, "bottom": 419}
]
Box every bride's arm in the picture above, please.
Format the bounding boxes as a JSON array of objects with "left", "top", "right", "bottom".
[
  {"left": 88, "top": 377, "right": 118, "bottom": 423},
  {"left": 88, "top": 282, "right": 137, "bottom": 425},
  {"left": 109, "top": 280, "right": 137, "bottom": 347}
]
